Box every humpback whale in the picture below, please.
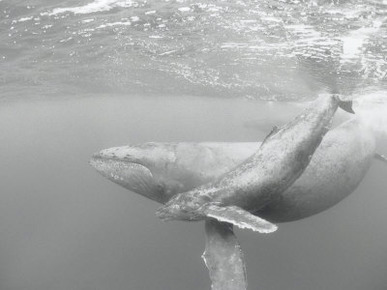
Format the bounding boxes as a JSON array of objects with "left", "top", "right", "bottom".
[
  {"left": 89, "top": 95, "right": 362, "bottom": 290},
  {"left": 90, "top": 116, "right": 381, "bottom": 290},
  {"left": 155, "top": 95, "right": 353, "bottom": 232},
  {"left": 90, "top": 118, "right": 379, "bottom": 222}
]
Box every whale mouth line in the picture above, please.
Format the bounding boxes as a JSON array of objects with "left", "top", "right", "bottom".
[
  {"left": 89, "top": 155, "right": 149, "bottom": 174},
  {"left": 90, "top": 153, "right": 142, "bottom": 165}
]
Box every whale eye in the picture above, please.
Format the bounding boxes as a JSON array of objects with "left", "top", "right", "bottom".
[
  {"left": 201, "top": 195, "right": 212, "bottom": 203},
  {"left": 157, "top": 183, "right": 165, "bottom": 192}
]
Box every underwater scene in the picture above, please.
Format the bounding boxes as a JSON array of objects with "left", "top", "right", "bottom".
[{"left": 1, "top": 0, "right": 387, "bottom": 289}]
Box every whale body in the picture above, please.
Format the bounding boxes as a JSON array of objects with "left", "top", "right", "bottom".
[
  {"left": 258, "top": 118, "right": 375, "bottom": 222},
  {"left": 90, "top": 118, "right": 375, "bottom": 223},
  {"left": 91, "top": 95, "right": 353, "bottom": 233},
  {"left": 155, "top": 95, "right": 353, "bottom": 231},
  {"left": 90, "top": 105, "right": 373, "bottom": 290}
]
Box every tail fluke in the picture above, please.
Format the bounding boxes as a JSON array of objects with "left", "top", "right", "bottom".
[{"left": 202, "top": 219, "right": 247, "bottom": 290}]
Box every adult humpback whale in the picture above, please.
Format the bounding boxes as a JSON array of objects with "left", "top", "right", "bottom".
[
  {"left": 89, "top": 94, "right": 357, "bottom": 290},
  {"left": 89, "top": 118, "right": 378, "bottom": 222},
  {"left": 155, "top": 95, "right": 353, "bottom": 232},
  {"left": 90, "top": 117, "right": 381, "bottom": 290}
]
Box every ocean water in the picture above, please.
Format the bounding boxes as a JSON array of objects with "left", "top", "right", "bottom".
[
  {"left": 1, "top": 1, "right": 387, "bottom": 290},
  {"left": 2, "top": 0, "right": 387, "bottom": 99}
]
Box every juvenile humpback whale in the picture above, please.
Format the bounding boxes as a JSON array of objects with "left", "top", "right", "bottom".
[{"left": 155, "top": 95, "right": 353, "bottom": 232}]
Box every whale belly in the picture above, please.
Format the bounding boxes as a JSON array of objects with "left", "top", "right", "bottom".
[{"left": 258, "top": 120, "right": 376, "bottom": 222}]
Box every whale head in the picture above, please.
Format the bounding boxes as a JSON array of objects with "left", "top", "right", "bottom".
[
  {"left": 90, "top": 145, "right": 210, "bottom": 219},
  {"left": 89, "top": 144, "right": 175, "bottom": 203},
  {"left": 90, "top": 142, "right": 259, "bottom": 205}
]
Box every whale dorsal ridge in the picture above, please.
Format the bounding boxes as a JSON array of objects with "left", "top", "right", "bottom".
[{"left": 261, "top": 126, "right": 280, "bottom": 145}]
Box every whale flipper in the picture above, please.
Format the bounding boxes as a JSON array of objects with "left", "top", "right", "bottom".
[
  {"left": 202, "top": 219, "right": 247, "bottom": 290},
  {"left": 203, "top": 204, "right": 277, "bottom": 233}
]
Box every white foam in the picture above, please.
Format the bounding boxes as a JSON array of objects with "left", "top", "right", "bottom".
[
  {"left": 178, "top": 7, "right": 191, "bottom": 12},
  {"left": 355, "top": 92, "right": 387, "bottom": 139},
  {"left": 262, "top": 16, "right": 282, "bottom": 23},
  {"left": 18, "top": 16, "right": 33, "bottom": 22},
  {"left": 240, "top": 19, "right": 257, "bottom": 24},
  {"left": 159, "top": 50, "right": 177, "bottom": 56},
  {"left": 82, "top": 18, "right": 95, "bottom": 23},
  {"left": 341, "top": 18, "right": 385, "bottom": 61},
  {"left": 341, "top": 35, "right": 365, "bottom": 59},
  {"left": 97, "top": 21, "right": 131, "bottom": 28},
  {"left": 59, "top": 37, "right": 73, "bottom": 43},
  {"left": 45, "top": 0, "right": 134, "bottom": 16},
  {"left": 149, "top": 35, "right": 163, "bottom": 39},
  {"left": 326, "top": 7, "right": 363, "bottom": 20}
]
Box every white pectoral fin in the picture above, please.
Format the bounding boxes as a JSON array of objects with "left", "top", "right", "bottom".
[
  {"left": 202, "top": 219, "right": 247, "bottom": 290},
  {"left": 375, "top": 153, "right": 387, "bottom": 164},
  {"left": 202, "top": 204, "right": 278, "bottom": 233}
]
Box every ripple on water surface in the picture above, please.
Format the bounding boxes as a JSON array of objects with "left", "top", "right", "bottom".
[{"left": 0, "top": 0, "right": 386, "bottom": 99}]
